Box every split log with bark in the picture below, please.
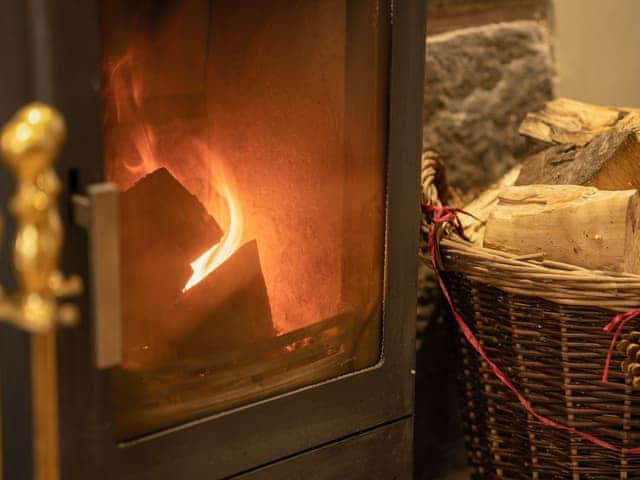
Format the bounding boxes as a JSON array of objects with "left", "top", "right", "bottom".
[
  {"left": 519, "top": 97, "right": 640, "bottom": 147},
  {"left": 483, "top": 185, "right": 640, "bottom": 274},
  {"left": 515, "top": 98, "right": 640, "bottom": 190},
  {"left": 515, "top": 129, "right": 640, "bottom": 190}
]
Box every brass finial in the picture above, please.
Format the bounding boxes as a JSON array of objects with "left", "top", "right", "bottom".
[{"left": 0, "top": 102, "right": 82, "bottom": 331}]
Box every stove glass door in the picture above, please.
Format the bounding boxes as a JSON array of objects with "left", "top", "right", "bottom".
[{"left": 100, "top": 0, "right": 390, "bottom": 440}]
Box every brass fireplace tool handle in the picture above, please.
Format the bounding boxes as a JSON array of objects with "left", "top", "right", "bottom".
[
  {"left": 0, "top": 102, "right": 83, "bottom": 331},
  {"left": 0, "top": 102, "right": 83, "bottom": 480}
]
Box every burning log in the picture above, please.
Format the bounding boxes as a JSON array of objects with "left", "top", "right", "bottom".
[
  {"left": 166, "top": 240, "right": 276, "bottom": 361},
  {"left": 483, "top": 185, "right": 640, "bottom": 274},
  {"left": 120, "top": 168, "right": 275, "bottom": 367},
  {"left": 121, "top": 167, "right": 223, "bottom": 251}
]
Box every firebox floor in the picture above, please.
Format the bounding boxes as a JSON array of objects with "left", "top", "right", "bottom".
[{"left": 111, "top": 313, "right": 359, "bottom": 441}]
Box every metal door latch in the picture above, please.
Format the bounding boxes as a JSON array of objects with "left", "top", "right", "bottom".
[{"left": 72, "top": 183, "right": 122, "bottom": 369}]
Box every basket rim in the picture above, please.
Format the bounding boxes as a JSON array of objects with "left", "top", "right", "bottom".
[
  {"left": 431, "top": 236, "right": 640, "bottom": 313},
  {"left": 420, "top": 150, "right": 640, "bottom": 313}
]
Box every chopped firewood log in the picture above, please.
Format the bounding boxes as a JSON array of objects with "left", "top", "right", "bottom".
[
  {"left": 166, "top": 240, "right": 276, "bottom": 361},
  {"left": 519, "top": 97, "right": 640, "bottom": 147},
  {"left": 460, "top": 164, "right": 521, "bottom": 246},
  {"left": 121, "top": 167, "right": 222, "bottom": 367},
  {"left": 121, "top": 167, "right": 223, "bottom": 252},
  {"left": 120, "top": 168, "right": 275, "bottom": 368},
  {"left": 483, "top": 185, "right": 640, "bottom": 273},
  {"left": 515, "top": 129, "right": 640, "bottom": 190}
]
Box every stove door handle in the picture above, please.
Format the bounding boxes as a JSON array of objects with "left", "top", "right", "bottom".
[{"left": 72, "top": 184, "right": 122, "bottom": 369}]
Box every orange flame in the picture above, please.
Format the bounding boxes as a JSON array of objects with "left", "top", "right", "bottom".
[
  {"left": 105, "top": 43, "right": 245, "bottom": 293},
  {"left": 183, "top": 182, "right": 244, "bottom": 291}
]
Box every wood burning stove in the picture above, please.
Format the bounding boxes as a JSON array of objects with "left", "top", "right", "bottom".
[{"left": 0, "top": 1, "right": 425, "bottom": 478}]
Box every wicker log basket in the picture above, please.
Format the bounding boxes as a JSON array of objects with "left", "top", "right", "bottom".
[{"left": 421, "top": 151, "right": 640, "bottom": 479}]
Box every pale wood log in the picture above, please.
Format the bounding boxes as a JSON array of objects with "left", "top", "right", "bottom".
[
  {"left": 515, "top": 129, "right": 640, "bottom": 190},
  {"left": 483, "top": 185, "right": 640, "bottom": 273},
  {"left": 426, "top": 0, "right": 549, "bottom": 36},
  {"left": 519, "top": 97, "right": 640, "bottom": 146},
  {"left": 459, "top": 164, "right": 521, "bottom": 245}
]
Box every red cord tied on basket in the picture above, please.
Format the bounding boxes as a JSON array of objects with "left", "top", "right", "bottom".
[
  {"left": 422, "top": 204, "right": 468, "bottom": 238},
  {"left": 421, "top": 205, "right": 470, "bottom": 271},
  {"left": 423, "top": 203, "right": 640, "bottom": 454}
]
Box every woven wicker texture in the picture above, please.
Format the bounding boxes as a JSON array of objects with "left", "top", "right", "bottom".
[{"left": 421, "top": 153, "right": 640, "bottom": 478}]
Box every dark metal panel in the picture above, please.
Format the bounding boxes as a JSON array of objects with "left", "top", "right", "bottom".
[
  {"left": 0, "top": 0, "right": 31, "bottom": 120},
  {"left": 25, "top": 1, "right": 107, "bottom": 479},
  {"left": 232, "top": 416, "right": 413, "bottom": 480},
  {"left": 0, "top": 1, "right": 40, "bottom": 478}
]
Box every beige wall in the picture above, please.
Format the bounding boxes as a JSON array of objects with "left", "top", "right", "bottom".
[{"left": 553, "top": 0, "right": 640, "bottom": 107}]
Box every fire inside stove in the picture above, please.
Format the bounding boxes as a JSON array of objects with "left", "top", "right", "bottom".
[
  {"left": 101, "top": 0, "right": 390, "bottom": 439},
  {"left": 183, "top": 180, "right": 242, "bottom": 292},
  {"left": 109, "top": 48, "right": 245, "bottom": 295}
]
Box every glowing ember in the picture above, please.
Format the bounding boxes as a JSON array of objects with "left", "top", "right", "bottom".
[{"left": 183, "top": 182, "right": 244, "bottom": 291}]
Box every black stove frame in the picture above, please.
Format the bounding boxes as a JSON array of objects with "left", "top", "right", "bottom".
[{"left": 0, "top": 1, "right": 426, "bottom": 478}]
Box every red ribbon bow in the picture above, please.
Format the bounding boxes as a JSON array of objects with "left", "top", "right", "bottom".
[{"left": 425, "top": 204, "right": 640, "bottom": 454}]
